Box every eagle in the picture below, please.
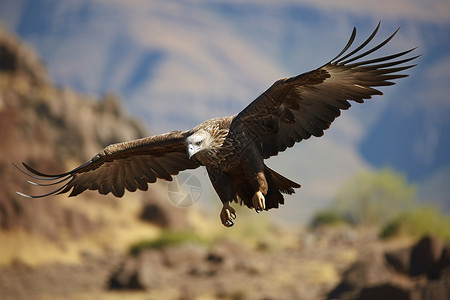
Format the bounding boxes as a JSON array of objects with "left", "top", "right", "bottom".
[{"left": 16, "top": 23, "right": 418, "bottom": 227}]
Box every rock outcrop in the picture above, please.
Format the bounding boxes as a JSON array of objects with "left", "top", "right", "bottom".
[
  {"left": 0, "top": 22, "right": 185, "bottom": 240},
  {"left": 328, "top": 235, "right": 450, "bottom": 300}
]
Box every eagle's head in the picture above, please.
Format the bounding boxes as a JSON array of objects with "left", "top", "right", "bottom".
[{"left": 186, "top": 129, "right": 213, "bottom": 160}]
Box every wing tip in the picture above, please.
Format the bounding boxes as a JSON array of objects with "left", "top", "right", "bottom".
[
  {"left": 16, "top": 191, "right": 33, "bottom": 199},
  {"left": 21, "top": 161, "right": 69, "bottom": 178},
  {"left": 329, "top": 22, "right": 418, "bottom": 68},
  {"left": 14, "top": 161, "right": 73, "bottom": 198}
]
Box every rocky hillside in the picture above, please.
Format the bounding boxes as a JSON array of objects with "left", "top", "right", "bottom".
[{"left": 0, "top": 21, "right": 187, "bottom": 258}]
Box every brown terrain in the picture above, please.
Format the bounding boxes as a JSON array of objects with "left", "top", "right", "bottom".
[{"left": 0, "top": 23, "right": 449, "bottom": 300}]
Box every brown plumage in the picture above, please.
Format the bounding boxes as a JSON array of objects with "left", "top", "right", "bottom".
[{"left": 16, "top": 23, "right": 419, "bottom": 227}]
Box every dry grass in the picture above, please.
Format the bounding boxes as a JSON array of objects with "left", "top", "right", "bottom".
[
  {"left": 0, "top": 229, "right": 81, "bottom": 266},
  {"left": 188, "top": 204, "right": 291, "bottom": 251},
  {"left": 332, "top": 248, "right": 358, "bottom": 265},
  {"left": 300, "top": 260, "right": 339, "bottom": 284},
  {"left": 38, "top": 290, "right": 179, "bottom": 300},
  {"left": 0, "top": 191, "right": 161, "bottom": 267}
]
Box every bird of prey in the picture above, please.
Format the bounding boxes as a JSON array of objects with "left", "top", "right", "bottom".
[{"left": 16, "top": 23, "right": 418, "bottom": 227}]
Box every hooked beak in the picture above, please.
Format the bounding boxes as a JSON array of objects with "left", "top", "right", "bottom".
[{"left": 187, "top": 144, "right": 201, "bottom": 159}]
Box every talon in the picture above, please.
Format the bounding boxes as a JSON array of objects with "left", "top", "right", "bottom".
[
  {"left": 252, "top": 191, "right": 266, "bottom": 212},
  {"left": 220, "top": 204, "right": 236, "bottom": 227}
]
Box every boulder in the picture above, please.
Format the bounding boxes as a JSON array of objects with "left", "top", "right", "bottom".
[
  {"left": 327, "top": 253, "right": 392, "bottom": 300},
  {"left": 409, "top": 235, "right": 442, "bottom": 278},
  {"left": 140, "top": 196, "right": 188, "bottom": 229},
  {"left": 328, "top": 235, "right": 450, "bottom": 300},
  {"left": 357, "top": 284, "right": 411, "bottom": 300},
  {"left": 435, "top": 244, "right": 450, "bottom": 278},
  {"left": 385, "top": 247, "right": 411, "bottom": 275},
  {"left": 108, "top": 250, "right": 168, "bottom": 290}
]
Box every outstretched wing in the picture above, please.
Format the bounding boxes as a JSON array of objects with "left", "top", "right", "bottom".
[
  {"left": 233, "top": 22, "right": 419, "bottom": 159},
  {"left": 16, "top": 130, "right": 200, "bottom": 198}
]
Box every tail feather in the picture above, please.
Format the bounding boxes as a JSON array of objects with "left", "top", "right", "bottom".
[
  {"left": 232, "top": 166, "right": 301, "bottom": 211},
  {"left": 262, "top": 166, "right": 301, "bottom": 210},
  {"left": 265, "top": 166, "right": 301, "bottom": 194}
]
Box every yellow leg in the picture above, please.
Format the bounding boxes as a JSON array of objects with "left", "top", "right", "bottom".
[
  {"left": 252, "top": 191, "right": 266, "bottom": 213},
  {"left": 220, "top": 203, "right": 236, "bottom": 227}
]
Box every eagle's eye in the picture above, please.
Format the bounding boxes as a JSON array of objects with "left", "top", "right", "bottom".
[{"left": 196, "top": 141, "right": 202, "bottom": 146}]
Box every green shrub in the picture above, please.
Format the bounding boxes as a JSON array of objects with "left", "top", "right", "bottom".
[
  {"left": 380, "top": 206, "right": 450, "bottom": 241},
  {"left": 130, "top": 230, "right": 207, "bottom": 255},
  {"left": 332, "top": 168, "right": 417, "bottom": 227},
  {"left": 310, "top": 209, "right": 348, "bottom": 227}
]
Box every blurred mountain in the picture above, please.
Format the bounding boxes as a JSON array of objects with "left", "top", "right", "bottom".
[
  {"left": 361, "top": 107, "right": 450, "bottom": 181},
  {"left": 360, "top": 99, "right": 450, "bottom": 212}
]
